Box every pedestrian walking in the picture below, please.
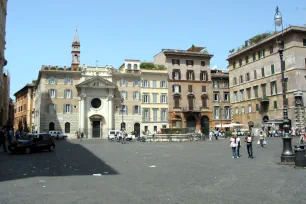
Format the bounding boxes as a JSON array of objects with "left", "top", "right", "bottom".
[
  {"left": 209, "top": 131, "right": 213, "bottom": 140},
  {"left": 8, "top": 129, "right": 13, "bottom": 144},
  {"left": 230, "top": 135, "right": 238, "bottom": 158},
  {"left": 80, "top": 132, "right": 84, "bottom": 141},
  {"left": 259, "top": 131, "right": 265, "bottom": 148},
  {"left": 237, "top": 136, "right": 241, "bottom": 157},
  {"left": 0, "top": 129, "right": 7, "bottom": 152},
  {"left": 245, "top": 134, "right": 254, "bottom": 158},
  {"left": 214, "top": 129, "right": 219, "bottom": 140}
]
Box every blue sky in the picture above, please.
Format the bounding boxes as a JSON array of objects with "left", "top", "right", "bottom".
[{"left": 5, "top": 0, "right": 306, "bottom": 98}]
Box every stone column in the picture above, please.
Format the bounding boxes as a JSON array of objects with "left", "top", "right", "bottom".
[
  {"left": 108, "top": 96, "right": 113, "bottom": 132},
  {"left": 79, "top": 94, "right": 86, "bottom": 135}
]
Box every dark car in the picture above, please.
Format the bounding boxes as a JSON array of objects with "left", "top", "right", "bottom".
[{"left": 8, "top": 133, "right": 55, "bottom": 154}]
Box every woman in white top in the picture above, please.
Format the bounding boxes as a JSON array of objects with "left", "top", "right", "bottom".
[
  {"left": 230, "top": 135, "right": 239, "bottom": 158},
  {"left": 209, "top": 131, "right": 213, "bottom": 140},
  {"left": 259, "top": 131, "right": 265, "bottom": 148}
]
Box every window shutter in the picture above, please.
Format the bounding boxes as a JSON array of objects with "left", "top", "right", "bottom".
[
  {"left": 186, "top": 71, "right": 188, "bottom": 80},
  {"left": 179, "top": 85, "right": 181, "bottom": 93},
  {"left": 178, "top": 71, "right": 181, "bottom": 80},
  {"left": 142, "top": 94, "right": 144, "bottom": 103},
  {"left": 192, "top": 72, "right": 195, "bottom": 80},
  {"left": 172, "top": 71, "right": 175, "bottom": 79},
  {"left": 172, "top": 85, "right": 174, "bottom": 93},
  {"left": 200, "top": 72, "right": 203, "bottom": 81}
]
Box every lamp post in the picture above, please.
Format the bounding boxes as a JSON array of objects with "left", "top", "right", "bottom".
[
  {"left": 120, "top": 98, "right": 124, "bottom": 131},
  {"left": 274, "top": 6, "right": 295, "bottom": 163}
]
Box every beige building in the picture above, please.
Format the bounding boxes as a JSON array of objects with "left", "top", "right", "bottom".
[
  {"left": 153, "top": 46, "right": 213, "bottom": 134},
  {"left": 0, "top": 0, "right": 7, "bottom": 128},
  {"left": 140, "top": 64, "right": 169, "bottom": 134},
  {"left": 113, "top": 60, "right": 141, "bottom": 135},
  {"left": 210, "top": 69, "right": 231, "bottom": 129},
  {"left": 228, "top": 26, "right": 306, "bottom": 130}
]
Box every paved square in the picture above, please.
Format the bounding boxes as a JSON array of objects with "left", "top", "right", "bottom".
[{"left": 0, "top": 137, "right": 305, "bottom": 204}]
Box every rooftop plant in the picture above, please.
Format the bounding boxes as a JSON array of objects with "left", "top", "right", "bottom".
[{"left": 140, "top": 62, "right": 166, "bottom": 70}]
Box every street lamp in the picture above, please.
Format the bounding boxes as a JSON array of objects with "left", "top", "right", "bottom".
[{"left": 274, "top": 6, "right": 295, "bottom": 163}]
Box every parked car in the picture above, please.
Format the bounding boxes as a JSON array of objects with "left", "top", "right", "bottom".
[
  {"left": 108, "top": 130, "right": 121, "bottom": 141},
  {"left": 49, "top": 131, "right": 67, "bottom": 140},
  {"left": 8, "top": 133, "right": 55, "bottom": 154}
]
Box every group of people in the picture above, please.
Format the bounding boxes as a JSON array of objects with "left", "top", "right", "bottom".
[
  {"left": 230, "top": 134, "right": 255, "bottom": 159},
  {"left": 209, "top": 129, "right": 225, "bottom": 140},
  {"left": 0, "top": 128, "right": 30, "bottom": 152}
]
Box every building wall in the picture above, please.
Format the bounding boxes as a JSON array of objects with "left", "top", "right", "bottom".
[
  {"left": 228, "top": 28, "right": 306, "bottom": 129},
  {"left": 140, "top": 69, "right": 169, "bottom": 133},
  {"left": 0, "top": 0, "right": 7, "bottom": 128},
  {"left": 37, "top": 68, "right": 81, "bottom": 137},
  {"left": 2, "top": 73, "right": 8, "bottom": 125},
  {"left": 154, "top": 51, "right": 213, "bottom": 132}
]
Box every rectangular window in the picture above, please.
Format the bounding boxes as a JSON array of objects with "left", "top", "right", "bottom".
[
  {"left": 48, "top": 77, "right": 56, "bottom": 84},
  {"left": 143, "top": 94, "right": 149, "bottom": 103},
  {"left": 246, "top": 88, "right": 251, "bottom": 99},
  {"left": 253, "top": 86, "right": 258, "bottom": 98},
  {"left": 134, "top": 105, "right": 140, "bottom": 114},
  {"left": 64, "top": 77, "right": 72, "bottom": 84},
  {"left": 174, "top": 97, "right": 180, "bottom": 108},
  {"left": 234, "top": 91, "right": 238, "bottom": 102},
  {"left": 201, "top": 61, "right": 206, "bottom": 66},
  {"left": 49, "top": 89, "right": 57, "bottom": 98},
  {"left": 271, "top": 64, "right": 275, "bottom": 75},
  {"left": 120, "top": 105, "right": 128, "bottom": 115},
  {"left": 224, "top": 107, "right": 230, "bottom": 119},
  {"left": 186, "top": 60, "right": 194, "bottom": 66},
  {"left": 303, "top": 39, "right": 306, "bottom": 46},
  {"left": 260, "top": 49, "right": 265, "bottom": 58},
  {"left": 214, "top": 106, "right": 220, "bottom": 120},
  {"left": 64, "top": 104, "right": 72, "bottom": 113},
  {"left": 270, "top": 81, "right": 277, "bottom": 95},
  {"left": 143, "top": 109, "right": 149, "bottom": 121},
  {"left": 172, "top": 59, "right": 180, "bottom": 65},
  {"left": 239, "top": 75, "right": 243, "bottom": 83},
  {"left": 64, "top": 89, "right": 72, "bottom": 99},
  {"left": 261, "top": 84, "right": 266, "bottom": 97},
  {"left": 161, "top": 81, "right": 167, "bottom": 88},
  {"left": 240, "top": 90, "right": 244, "bottom": 101},
  {"left": 153, "top": 109, "right": 158, "bottom": 121},
  {"left": 214, "top": 93, "right": 220, "bottom": 101},
  {"left": 152, "top": 93, "right": 157, "bottom": 103},
  {"left": 173, "top": 71, "right": 180, "bottom": 80},
  {"left": 187, "top": 71, "right": 194, "bottom": 80},
  {"left": 133, "top": 80, "right": 140, "bottom": 87},
  {"left": 143, "top": 80, "right": 149, "bottom": 88},
  {"left": 245, "top": 56, "right": 249, "bottom": 64},
  {"left": 152, "top": 80, "right": 157, "bottom": 88},
  {"left": 120, "top": 91, "right": 127, "bottom": 100},
  {"left": 213, "top": 81, "right": 219, "bottom": 88},
  {"left": 120, "top": 79, "right": 128, "bottom": 86},
  {"left": 202, "top": 86, "right": 206, "bottom": 93},
  {"left": 261, "top": 67, "right": 265, "bottom": 77},
  {"left": 246, "top": 73, "right": 250, "bottom": 81},
  {"left": 256, "top": 104, "right": 259, "bottom": 112},
  {"left": 224, "top": 92, "right": 229, "bottom": 101},
  {"left": 202, "top": 96, "right": 208, "bottom": 108},
  {"left": 133, "top": 91, "right": 140, "bottom": 100},
  {"left": 241, "top": 106, "right": 245, "bottom": 114},
  {"left": 200, "top": 71, "right": 208, "bottom": 81},
  {"left": 273, "top": 101, "right": 278, "bottom": 109},
  {"left": 224, "top": 81, "right": 229, "bottom": 88},
  {"left": 248, "top": 104, "right": 252, "bottom": 113},
  {"left": 254, "top": 70, "right": 257, "bottom": 80},
  {"left": 188, "top": 85, "right": 193, "bottom": 92},
  {"left": 161, "top": 109, "right": 167, "bottom": 121},
  {"left": 161, "top": 94, "right": 167, "bottom": 103},
  {"left": 173, "top": 85, "right": 180, "bottom": 93}
]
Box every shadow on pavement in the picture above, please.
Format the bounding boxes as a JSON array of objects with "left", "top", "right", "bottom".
[{"left": 0, "top": 140, "right": 118, "bottom": 183}]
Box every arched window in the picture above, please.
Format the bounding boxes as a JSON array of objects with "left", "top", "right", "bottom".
[
  {"left": 133, "top": 64, "right": 138, "bottom": 70},
  {"left": 74, "top": 55, "right": 78, "bottom": 62},
  {"left": 65, "top": 122, "right": 70, "bottom": 133},
  {"left": 49, "top": 122, "right": 55, "bottom": 131},
  {"left": 127, "top": 63, "right": 131, "bottom": 70}
]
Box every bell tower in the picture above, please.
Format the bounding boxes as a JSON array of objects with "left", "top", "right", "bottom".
[{"left": 71, "top": 29, "right": 80, "bottom": 69}]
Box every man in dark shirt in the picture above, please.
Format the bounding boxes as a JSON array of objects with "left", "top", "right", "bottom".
[{"left": 0, "top": 129, "right": 7, "bottom": 152}]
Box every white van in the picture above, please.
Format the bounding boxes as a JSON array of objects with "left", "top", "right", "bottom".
[
  {"left": 49, "top": 131, "right": 67, "bottom": 140},
  {"left": 108, "top": 130, "right": 121, "bottom": 140}
]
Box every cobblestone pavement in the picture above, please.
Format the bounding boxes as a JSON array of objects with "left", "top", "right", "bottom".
[{"left": 0, "top": 137, "right": 305, "bottom": 204}]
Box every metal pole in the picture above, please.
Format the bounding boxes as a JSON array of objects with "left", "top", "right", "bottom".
[{"left": 279, "top": 42, "right": 295, "bottom": 163}]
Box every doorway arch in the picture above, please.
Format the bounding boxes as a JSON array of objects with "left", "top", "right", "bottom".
[
  {"left": 49, "top": 122, "right": 55, "bottom": 131},
  {"left": 65, "top": 122, "right": 70, "bottom": 133},
  {"left": 134, "top": 123, "right": 140, "bottom": 137},
  {"left": 186, "top": 115, "right": 196, "bottom": 133},
  {"left": 201, "top": 116, "right": 210, "bottom": 135}
]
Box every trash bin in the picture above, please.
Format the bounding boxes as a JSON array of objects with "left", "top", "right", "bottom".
[{"left": 294, "top": 145, "right": 306, "bottom": 168}]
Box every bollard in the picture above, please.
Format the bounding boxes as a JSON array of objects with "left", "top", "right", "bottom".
[{"left": 294, "top": 145, "right": 306, "bottom": 168}]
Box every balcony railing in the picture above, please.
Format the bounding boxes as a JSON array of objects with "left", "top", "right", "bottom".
[
  {"left": 259, "top": 96, "right": 269, "bottom": 104},
  {"left": 182, "top": 106, "right": 201, "bottom": 112}
]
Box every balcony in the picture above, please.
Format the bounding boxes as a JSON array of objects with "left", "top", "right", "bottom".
[
  {"left": 126, "top": 69, "right": 141, "bottom": 74},
  {"left": 182, "top": 106, "right": 201, "bottom": 112},
  {"left": 259, "top": 96, "right": 269, "bottom": 104}
]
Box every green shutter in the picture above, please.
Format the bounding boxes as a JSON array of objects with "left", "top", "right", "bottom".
[{"left": 271, "top": 64, "right": 275, "bottom": 75}]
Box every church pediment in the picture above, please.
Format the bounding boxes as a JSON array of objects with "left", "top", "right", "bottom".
[{"left": 76, "top": 76, "right": 117, "bottom": 89}]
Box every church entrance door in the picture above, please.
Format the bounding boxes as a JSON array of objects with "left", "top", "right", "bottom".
[{"left": 92, "top": 121, "right": 101, "bottom": 138}]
